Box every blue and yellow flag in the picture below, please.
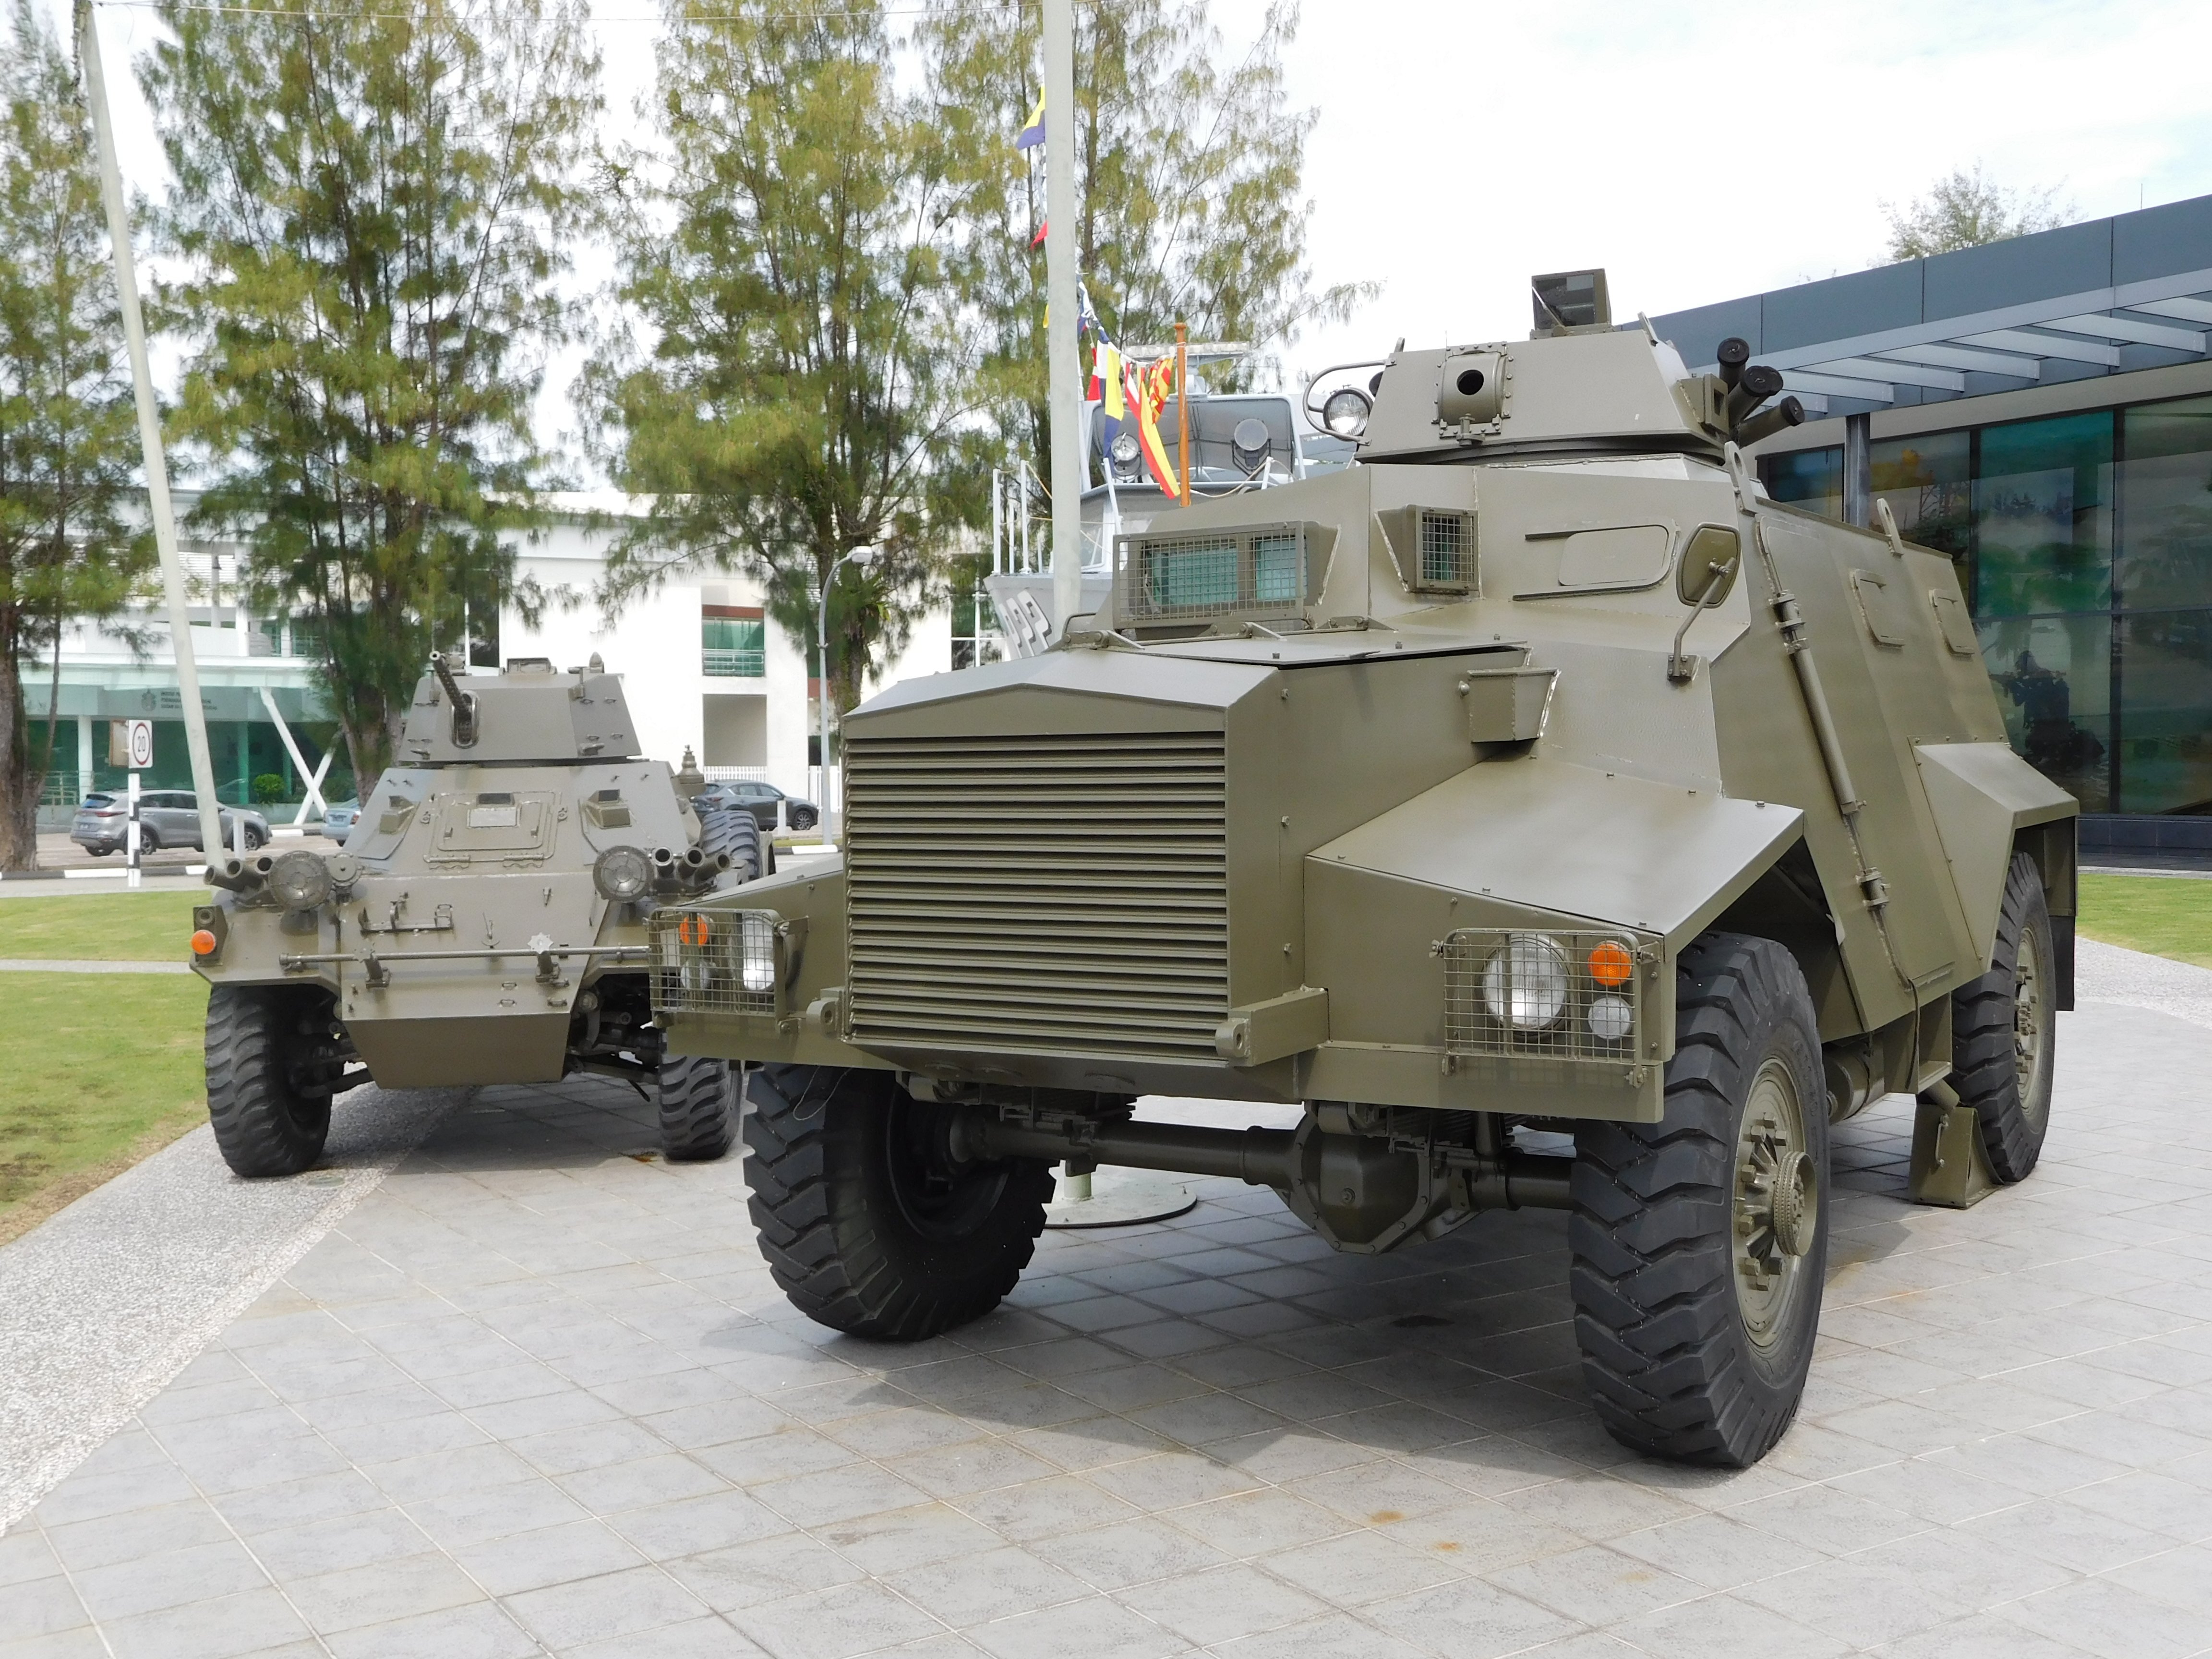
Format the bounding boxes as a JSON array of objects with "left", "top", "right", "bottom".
[{"left": 1015, "top": 93, "right": 1046, "bottom": 152}]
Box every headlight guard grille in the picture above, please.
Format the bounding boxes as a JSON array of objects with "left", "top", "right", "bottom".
[{"left": 1441, "top": 927, "right": 1657, "bottom": 1069}]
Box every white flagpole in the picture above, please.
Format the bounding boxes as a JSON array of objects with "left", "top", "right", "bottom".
[
  {"left": 1043, "top": 0, "right": 1082, "bottom": 637},
  {"left": 77, "top": 0, "right": 228, "bottom": 864}
]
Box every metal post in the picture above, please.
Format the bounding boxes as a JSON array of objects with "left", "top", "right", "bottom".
[
  {"left": 1843, "top": 410, "right": 1872, "bottom": 528},
  {"left": 816, "top": 575, "right": 831, "bottom": 845},
  {"left": 77, "top": 2, "right": 226, "bottom": 863},
  {"left": 126, "top": 769, "right": 140, "bottom": 890},
  {"left": 1043, "top": 0, "right": 1082, "bottom": 635},
  {"left": 991, "top": 468, "right": 1003, "bottom": 575},
  {"left": 76, "top": 714, "right": 92, "bottom": 805},
  {"left": 1175, "top": 321, "right": 1191, "bottom": 507}
]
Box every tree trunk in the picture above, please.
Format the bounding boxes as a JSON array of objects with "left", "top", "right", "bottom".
[{"left": 0, "top": 645, "right": 38, "bottom": 872}]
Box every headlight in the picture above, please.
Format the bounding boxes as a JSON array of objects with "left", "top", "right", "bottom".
[
  {"left": 1483, "top": 933, "right": 1568, "bottom": 1030},
  {"left": 738, "top": 912, "right": 777, "bottom": 992},
  {"left": 1110, "top": 430, "right": 1139, "bottom": 465},
  {"left": 1587, "top": 995, "right": 1634, "bottom": 1042},
  {"left": 1322, "top": 386, "right": 1371, "bottom": 439},
  {"left": 267, "top": 849, "right": 333, "bottom": 911},
  {"left": 594, "top": 844, "right": 652, "bottom": 902}
]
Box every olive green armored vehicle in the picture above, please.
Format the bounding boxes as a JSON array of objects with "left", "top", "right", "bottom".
[
  {"left": 191, "top": 656, "right": 767, "bottom": 1178},
  {"left": 653, "top": 275, "right": 2076, "bottom": 1466}
]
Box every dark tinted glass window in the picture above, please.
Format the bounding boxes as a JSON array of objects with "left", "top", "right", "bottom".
[
  {"left": 2118, "top": 395, "right": 2212, "bottom": 613},
  {"left": 2118, "top": 608, "right": 2212, "bottom": 813},
  {"left": 1974, "top": 411, "right": 2112, "bottom": 617},
  {"left": 1978, "top": 611, "right": 2111, "bottom": 812},
  {"left": 1761, "top": 447, "right": 1842, "bottom": 519},
  {"left": 1872, "top": 430, "right": 1971, "bottom": 558}
]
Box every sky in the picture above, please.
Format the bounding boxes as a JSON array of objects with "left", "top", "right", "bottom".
[{"left": 42, "top": 0, "right": 2212, "bottom": 471}]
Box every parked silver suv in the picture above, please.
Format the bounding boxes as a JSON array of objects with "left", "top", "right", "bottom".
[{"left": 72, "top": 791, "right": 270, "bottom": 855}]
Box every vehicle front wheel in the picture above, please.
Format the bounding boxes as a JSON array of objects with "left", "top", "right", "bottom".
[
  {"left": 242, "top": 825, "right": 267, "bottom": 852},
  {"left": 136, "top": 828, "right": 160, "bottom": 854},
  {"left": 1570, "top": 933, "right": 1828, "bottom": 1467},
  {"left": 1949, "top": 851, "right": 2055, "bottom": 1182},
  {"left": 743, "top": 1065, "right": 1053, "bottom": 1340},
  {"left": 205, "top": 984, "right": 337, "bottom": 1177},
  {"left": 657, "top": 1054, "right": 737, "bottom": 1161},
  {"left": 696, "top": 806, "right": 764, "bottom": 883},
  {"left": 789, "top": 806, "right": 818, "bottom": 831}
]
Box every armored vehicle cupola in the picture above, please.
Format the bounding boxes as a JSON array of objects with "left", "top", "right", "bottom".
[
  {"left": 397, "top": 654, "right": 643, "bottom": 766},
  {"left": 1307, "top": 268, "right": 1805, "bottom": 467}
]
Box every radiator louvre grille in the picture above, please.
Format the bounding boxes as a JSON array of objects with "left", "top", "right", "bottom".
[{"left": 845, "top": 732, "right": 1229, "bottom": 1058}]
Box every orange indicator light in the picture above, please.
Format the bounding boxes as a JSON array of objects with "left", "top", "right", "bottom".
[
  {"left": 677, "top": 914, "right": 711, "bottom": 948},
  {"left": 1588, "top": 940, "right": 1633, "bottom": 987},
  {"left": 190, "top": 929, "right": 218, "bottom": 956}
]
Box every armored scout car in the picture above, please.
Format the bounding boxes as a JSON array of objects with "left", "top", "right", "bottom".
[
  {"left": 191, "top": 657, "right": 766, "bottom": 1178},
  {"left": 653, "top": 282, "right": 2077, "bottom": 1466}
]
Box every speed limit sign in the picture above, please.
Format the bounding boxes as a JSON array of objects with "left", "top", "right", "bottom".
[{"left": 124, "top": 719, "right": 154, "bottom": 770}]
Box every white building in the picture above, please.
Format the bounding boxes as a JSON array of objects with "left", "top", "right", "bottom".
[
  {"left": 32, "top": 492, "right": 971, "bottom": 819},
  {"left": 499, "top": 494, "right": 962, "bottom": 800}
]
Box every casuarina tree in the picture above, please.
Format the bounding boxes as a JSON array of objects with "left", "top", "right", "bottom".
[
  {"left": 0, "top": 0, "right": 149, "bottom": 871},
  {"left": 143, "top": 0, "right": 601, "bottom": 783},
  {"left": 583, "top": 0, "right": 989, "bottom": 727}
]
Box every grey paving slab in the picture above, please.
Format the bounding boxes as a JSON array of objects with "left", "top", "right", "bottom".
[{"left": 8, "top": 953, "right": 2212, "bottom": 1656}]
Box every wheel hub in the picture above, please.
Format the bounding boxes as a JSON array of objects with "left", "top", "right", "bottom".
[
  {"left": 1732, "top": 1059, "right": 1816, "bottom": 1347},
  {"left": 2013, "top": 923, "right": 2048, "bottom": 1127}
]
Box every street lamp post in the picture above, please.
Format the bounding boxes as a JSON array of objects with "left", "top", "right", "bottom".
[{"left": 818, "top": 546, "right": 878, "bottom": 846}]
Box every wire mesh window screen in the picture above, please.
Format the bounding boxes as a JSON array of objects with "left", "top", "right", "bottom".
[
  {"left": 1120, "top": 526, "right": 1306, "bottom": 620},
  {"left": 1442, "top": 927, "right": 1645, "bottom": 1064},
  {"left": 1419, "top": 512, "right": 1472, "bottom": 589},
  {"left": 650, "top": 909, "right": 781, "bottom": 1019}
]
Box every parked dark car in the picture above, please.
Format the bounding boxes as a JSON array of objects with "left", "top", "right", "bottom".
[
  {"left": 694, "top": 779, "right": 818, "bottom": 832},
  {"left": 315, "top": 800, "right": 361, "bottom": 842},
  {"left": 72, "top": 791, "right": 270, "bottom": 856}
]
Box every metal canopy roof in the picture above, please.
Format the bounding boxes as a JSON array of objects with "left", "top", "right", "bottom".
[{"left": 1647, "top": 196, "right": 2212, "bottom": 416}]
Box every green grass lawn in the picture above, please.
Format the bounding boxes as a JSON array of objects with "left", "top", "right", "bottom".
[
  {"left": 0, "top": 972, "right": 209, "bottom": 1244},
  {"left": 2078, "top": 872, "right": 2212, "bottom": 970},
  {"left": 0, "top": 890, "right": 200, "bottom": 961}
]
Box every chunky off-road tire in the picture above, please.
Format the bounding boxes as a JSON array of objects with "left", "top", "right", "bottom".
[
  {"left": 1950, "top": 852, "right": 2055, "bottom": 1182},
  {"left": 205, "top": 985, "right": 333, "bottom": 1178},
  {"left": 658, "top": 1054, "right": 737, "bottom": 1162},
  {"left": 697, "top": 807, "right": 764, "bottom": 883},
  {"left": 1570, "top": 933, "right": 1829, "bottom": 1466},
  {"left": 743, "top": 1064, "right": 1054, "bottom": 1340}
]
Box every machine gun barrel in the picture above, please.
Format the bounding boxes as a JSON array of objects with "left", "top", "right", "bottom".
[{"left": 430, "top": 653, "right": 478, "bottom": 747}]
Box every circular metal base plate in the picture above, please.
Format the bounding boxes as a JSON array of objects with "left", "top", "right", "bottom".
[{"left": 1044, "top": 1168, "right": 1199, "bottom": 1229}]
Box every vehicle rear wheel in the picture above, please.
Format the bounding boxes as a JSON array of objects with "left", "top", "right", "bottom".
[
  {"left": 696, "top": 806, "right": 764, "bottom": 882},
  {"left": 1570, "top": 933, "right": 1828, "bottom": 1466},
  {"left": 657, "top": 1054, "right": 737, "bottom": 1161},
  {"left": 205, "top": 984, "right": 336, "bottom": 1177},
  {"left": 743, "top": 1064, "right": 1053, "bottom": 1340},
  {"left": 1949, "top": 852, "right": 2055, "bottom": 1182}
]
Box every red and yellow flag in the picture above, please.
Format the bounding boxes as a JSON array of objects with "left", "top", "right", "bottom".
[{"left": 1133, "top": 356, "right": 1179, "bottom": 498}]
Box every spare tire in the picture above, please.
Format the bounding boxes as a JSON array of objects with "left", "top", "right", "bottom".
[{"left": 697, "top": 806, "right": 764, "bottom": 883}]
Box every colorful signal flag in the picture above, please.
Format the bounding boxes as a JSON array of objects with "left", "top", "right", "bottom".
[{"left": 1015, "top": 93, "right": 1046, "bottom": 152}]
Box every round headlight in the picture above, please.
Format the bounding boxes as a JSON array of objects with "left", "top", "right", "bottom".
[
  {"left": 738, "top": 912, "right": 777, "bottom": 993},
  {"left": 1322, "top": 386, "right": 1371, "bottom": 439},
  {"left": 267, "top": 849, "right": 334, "bottom": 912},
  {"left": 594, "top": 844, "right": 652, "bottom": 902},
  {"left": 679, "top": 957, "right": 714, "bottom": 997},
  {"left": 1587, "top": 995, "right": 1634, "bottom": 1043},
  {"left": 1483, "top": 933, "right": 1568, "bottom": 1030},
  {"left": 1110, "top": 430, "right": 1139, "bottom": 465}
]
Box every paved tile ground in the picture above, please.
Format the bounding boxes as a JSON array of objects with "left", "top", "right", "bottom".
[{"left": 6, "top": 990, "right": 2212, "bottom": 1659}]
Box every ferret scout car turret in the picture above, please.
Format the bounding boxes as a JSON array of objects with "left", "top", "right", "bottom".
[
  {"left": 650, "top": 274, "right": 2076, "bottom": 1466},
  {"left": 192, "top": 656, "right": 768, "bottom": 1176}
]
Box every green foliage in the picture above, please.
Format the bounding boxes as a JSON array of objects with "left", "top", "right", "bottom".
[
  {"left": 252, "top": 772, "right": 287, "bottom": 804},
  {"left": 584, "top": 0, "right": 986, "bottom": 718},
  {"left": 0, "top": 0, "right": 151, "bottom": 870},
  {"left": 923, "top": 0, "right": 1370, "bottom": 485},
  {"left": 1883, "top": 164, "right": 2069, "bottom": 263},
  {"left": 143, "top": 0, "right": 602, "bottom": 781},
  {"left": 588, "top": 0, "right": 1352, "bottom": 719}
]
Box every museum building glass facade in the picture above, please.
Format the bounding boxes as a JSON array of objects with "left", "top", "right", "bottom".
[{"left": 1763, "top": 395, "right": 2212, "bottom": 815}]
